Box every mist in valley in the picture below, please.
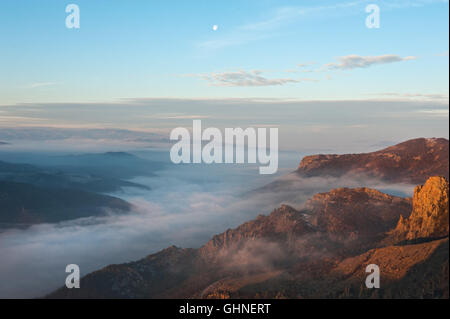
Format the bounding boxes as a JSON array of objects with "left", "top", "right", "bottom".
[{"left": 0, "top": 143, "right": 418, "bottom": 298}]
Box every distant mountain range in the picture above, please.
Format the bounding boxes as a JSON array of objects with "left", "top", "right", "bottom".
[
  {"left": 0, "top": 181, "right": 131, "bottom": 226},
  {"left": 0, "top": 159, "right": 148, "bottom": 194},
  {"left": 0, "top": 151, "right": 164, "bottom": 192},
  {"left": 47, "top": 138, "right": 449, "bottom": 299},
  {"left": 45, "top": 151, "right": 165, "bottom": 180},
  {"left": 0, "top": 152, "right": 164, "bottom": 228}
]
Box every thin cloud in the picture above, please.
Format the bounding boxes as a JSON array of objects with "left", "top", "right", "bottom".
[
  {"left": 287, "top": 62, "right": 318, "bottom": 73},
  {"left": 381, "top": 0, "right": 449, "bottom": 8},
  {"left": 164, "top": 115, "right": 211, "bottom": 120},
  {"left": 198, "top": 2, "right": 365, "bottom": 50},
  {"left": 238, "top": 1, "right": 367, "bottom": 32},
  {"left": 325, "top": 54, "right": 417, "bottom": 70},
  {"left": 372, "top": 92, "right": 449, "bottom": 101},
  {"left": 238, "top": 1, "right": 446, "bottom": 32},
  {"left": 436, "top": 51, "right": 449, "bottom": 57},
  {"left": 416, "top": 109, "right": 449, "bottom": 117},
  {"left": 198, "top": 0, "right": 446, "bottom": 50},
  {"left": 24, "top": 82, "right": 56, "bottom": 89},
  {"left": 0, "top": 116, "right": 48, "bottom": 124},
  {"left": 298, "top": 62, "right": 317, "bottom": 69},
  {"left": 194, "top": 70, "right": 302, "bottom": 87},
  {"left": 138, "top": 112, "right": 212, "bottom": 120}
]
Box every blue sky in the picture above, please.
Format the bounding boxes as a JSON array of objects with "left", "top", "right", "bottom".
[{"left": 0, "top": 0, "right": 448, "bottom": 105}]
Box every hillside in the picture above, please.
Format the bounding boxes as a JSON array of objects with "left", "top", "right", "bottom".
[
  {"left": 0, "top": 158, "right": 150, "bottom": 193},
  {"left": 47, "top": 176, "right": 449, "bottom": 299},
  {"left": 0, "top": 181, "right": 131, "bottom": 226}
]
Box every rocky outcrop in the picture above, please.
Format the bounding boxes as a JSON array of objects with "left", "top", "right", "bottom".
[
  {"left": 389, "top": 176, "right": 449, "bottom": 243},
  {"left": 305, "top": 187, "right": 411, "bottom": 243},
  {"left": 297, "top": 138, "right": 449, "bottom": 184},
  {"left": 199, "top": 205, "right": 314, "bottom": 259}
]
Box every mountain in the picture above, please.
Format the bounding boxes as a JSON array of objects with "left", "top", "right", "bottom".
[
  {"left": 385, "top": 176, "right": 449, "bottom": 244},
  {"left": 47, "top": 152, "right": 165, "bottom": 180},
  {"left": 199, "top": 205, "right": 315, "bottom": 259},
  {"left": 253, "top": 138, "right": 448, "bottom": 201},
  {"left": 305, "top": 187, "right": 411, "bottom": 248},
  {"left": 0, "top": 151, "right": 161, "bottom": 228},
  {"left": 200, "top": 238, "right": 449, "bottom": 299},
  {"left": 0, "top": 159, "right": 149, "bottom": 193},
  {"left": 47, "top": 176, "right": 448, "bottom": 299},
  {"left": 297, "top": 138, "right": 449, "bottom": 184},
  {"left": 0, "top": 181, "right": 131, "bottom": 227}
]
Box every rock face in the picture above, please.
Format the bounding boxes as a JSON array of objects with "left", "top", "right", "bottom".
[
  {"left": 391, "top": 176, "right": 449, "bottom": 242},
  {"left": 199, "top": 205, "right": 314, "bottom": 259},
  {"left": 297, "top": 138, "right": 449, "bottom": 184},
  {"left": 305, "top": 188, "right": 412, "bottom": 243}
]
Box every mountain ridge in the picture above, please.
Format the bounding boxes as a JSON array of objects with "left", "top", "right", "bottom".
[
  {"left": 0, "top": 180, "right": 131, "bottom": 226},
  {"left": 297, "top": 138, "right": 449, "bottom": 184},
  {"left": 47, "top": 176, "right": 449, "bottom": 299}
]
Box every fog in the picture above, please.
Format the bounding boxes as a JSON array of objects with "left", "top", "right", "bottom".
[
  {"left": 0, "top": 150, "right": 298, "bottom": 298},
  {"left": 0, "top": 146, "right": 416, "bottom": 298}
]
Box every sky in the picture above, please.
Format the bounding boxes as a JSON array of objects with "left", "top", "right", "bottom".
[
  {"left": 0, "top": 99, "right": 448, "bottom": 152},
  {"left": 0, "top": 0, "right": 448, "bottom": 106},
  {"left": 0, "top": 1, "right": 448, "bottom": 298}
]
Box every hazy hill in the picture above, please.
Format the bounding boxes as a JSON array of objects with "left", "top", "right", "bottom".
[
  {"left": 0, "top": 152, "right": 157, "bottom": 227},
  {"left": 46, "top": 152, "right": 165, "bottom": 180},
  {"left": 0, "top": 155, "right": 151, "bottom": 193},
  {"left": 0, "top": 181, "right": 131, "bottom": 227}
]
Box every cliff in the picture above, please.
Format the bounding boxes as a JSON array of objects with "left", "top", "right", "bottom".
[
  {"left": 305, "top": 187, "right": 411, "bottom": 244},
  {"left": 389, "top": 176, "right": 449, "bottom": 243}
]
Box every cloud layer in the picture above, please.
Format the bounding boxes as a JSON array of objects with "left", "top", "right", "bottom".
[
  {"left": 325, "top": 54, "right": 417, "bottom": 70},
  {"left": 198, "top": 70, "right": 300, "bottom": 87}
]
